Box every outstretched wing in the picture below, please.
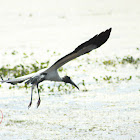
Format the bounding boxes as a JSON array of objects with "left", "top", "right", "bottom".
[
  {"left": 0, "top": 28, "right": 112, "bottom": 84},
  {"left": 0, "top": 68, "right": 47, "bottom": 85},
  {"left": 47, "top": 28, "right": 112, "bottom": 71},
  {"left": 0, "top": 73, "right": 35, "bottom": 85}
]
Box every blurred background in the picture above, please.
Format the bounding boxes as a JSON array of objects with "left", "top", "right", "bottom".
[{"left": 0, "top": 0, "right": 139, "bottom": 60}]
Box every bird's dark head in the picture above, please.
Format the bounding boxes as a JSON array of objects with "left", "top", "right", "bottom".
[{"left": 62, "top": 76, "right": 79, "bottom": 90}]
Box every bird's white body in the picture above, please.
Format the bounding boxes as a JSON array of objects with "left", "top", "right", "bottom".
[{"left": 44, "top": 69, "right": 62, "bottom": 82}]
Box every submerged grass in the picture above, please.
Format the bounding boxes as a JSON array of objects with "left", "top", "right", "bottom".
[
  {"left": 5, "top": 119, "right": 26, "bottom": 126},
  {"left": 0, "top": 61, "right": 50, "bottom": 78},
  {"left": 103, "top": 56, "right": 140, "bottom": 67},
  {"left": 93, "top": 75, "right": 132, "bottom": 84}
]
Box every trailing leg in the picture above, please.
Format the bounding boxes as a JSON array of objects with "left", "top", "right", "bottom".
[
  {"left": 28, "top": 85, "right": 34, "bottom": 109},
  {"left": 37, "top": 84, "right": 41, "bottom": 108}
]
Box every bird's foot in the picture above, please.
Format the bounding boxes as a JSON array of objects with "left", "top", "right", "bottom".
[
  {"left": 37, "top": 98, "right": 41, "bottom": 108},
  {"left": 28, "top": 101, "right": 32, "bottom": 109}
]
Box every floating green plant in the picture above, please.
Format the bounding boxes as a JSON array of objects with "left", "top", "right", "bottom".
[{"left": 11, "top": 50, "right": 18, "bottom": 55}]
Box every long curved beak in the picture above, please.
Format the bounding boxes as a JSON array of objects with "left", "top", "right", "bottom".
[{"left": 70, "top": 79, "right": 79, "bottom": 90}]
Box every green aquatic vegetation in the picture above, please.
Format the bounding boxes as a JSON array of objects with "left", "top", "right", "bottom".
[
  {"left": 58, "top": 67, "right": 63, "bottom": 72},
  {"left": 119, "top": 56, "right": 140, "bottom": 65},
  {"left": 23, "top": 53, "right": 28, "bottom": 58},
  {"left": 11, "top": 50, "right": 18, "bottom": 55},
  {"left": 77, "top": 80, "right": 88, "bottom": 92},
  {"left": 103, "top": 75, "right": 112, "bottom": 81},
  {"left": 121, "top": 56, "right": 135, "bottom": 64},
  {"left": 46, "top": 83, "right": 77, "bottom": 94},
  {"left": 58, "top": 67, "right": 67, "bottom": 72},
  {"left": 103, "top": 60, "right": 116, "bottom": 67},
  {"left": 29, "top": 13, "right": 33, "bottom": 17},
  {"left": 0, "top": 66, "right": 9, "bottom": 77},
  {"left": 102, "top": 75, "right": 112, "bottom": 83},
  {"left": 102, "top": 55, "right": 140, "bottom": 67},
  {"left": 136, "top": 75, "right": 140, "bottom": 79},
  {"left": 13, "top": 64, "right": 30, "bottom": 78},
  {"left": 93, "top": 77, "right": 98, "bottom": 82},
  {"left": 89, "top": 126, "right": 96, "bottom": 131},
  {"left": 8, "top": 119, "right": 26, "bottom": 124},
  {"left": 30, "top": 52, "right": 34, "bottom": 56},
  {"left": 127, "top": 75, "right": 132, "bottom": 80},
  {"left": 78, "top": 64, "right": 82, "bottom": 68},
  {"left": 9, "top": 85, "right": 15, "bottom": 89},
  {"left": 40, "top": 61, "right": 50, "bottom": 69},
  {"left": 82, "top": 80, "right": 85, "bottom": 86},
  {"left": 86, "top": 58, "right": 91, "bottom": 64},
  {"left": 93, "top": 75, "right": 133, "bottom": 84},
  {"left": 31, "top": 63, "right": 39, "bottom": 72},
  {"left": 0, "top": 60, "right": 50, "bottom": 79},
  {"left": 33, "top": 84, "right": 44, "bottom": 93}
]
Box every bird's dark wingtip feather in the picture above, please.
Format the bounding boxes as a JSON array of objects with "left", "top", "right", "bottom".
[
  {"left": 107, "top": 28, "right": 112, "bottom": 36},
  {"left": 107, "top": 27, "right": 112, "bottom": 34},
  {"left": 74, "top": 28, "right": 112, "bottom": 53},
  {"left": 49, "top": 28, "right": 112, "bottom": 69},
  {"left": 95, "top": 27, "right": 112, "bottom": 47}
]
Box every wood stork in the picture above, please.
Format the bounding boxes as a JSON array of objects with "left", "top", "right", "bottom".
[{"left": 1, "top": 28, "right": 112, "bottom": 108}]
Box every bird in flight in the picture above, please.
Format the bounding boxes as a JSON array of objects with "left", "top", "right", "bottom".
[{"left": 1, "top": 28, "right": 112, "bottom": 108}]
